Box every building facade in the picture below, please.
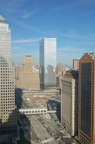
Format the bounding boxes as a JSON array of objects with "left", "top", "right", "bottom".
[
  {"left": 0, "top": 15, "right": 17, "bottom": 135},
  {"left": 61, "top": 70, "right": 78, "bottom": 136},
  {"left": 15, "top": 65, "right": 24, "bottom": 80},
  {"left": 56, "top": 63, "right": 64, "bottom": 75},
  {"left": 16, "top": 55, "right": 40, "bottom": 90},
  {"left": 40, "top": 38, "right": 56, "bottom": 89},
  {"left": 56, "top": 63, "right": 64, "bottom": 89},
  {"left": 73, "top": 59, "right": 79, "bottom": 70},
  {"left": 78, "top": 53, "right": 95, "bottom": 144}
]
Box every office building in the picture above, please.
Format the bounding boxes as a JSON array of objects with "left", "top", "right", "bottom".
[
  {"left": 15, "top": 65, "right": 23, "bottom": 80},
  {"left": 0, "top": 15, "right": 17, "bottom": 136},
  {"left": 56, "top": 66, "right": 70, "bottom": 90},
  {"left": 78, "top": 53, "right": 95, "bottom": 144},
  {"left": 56, "top": 63, "right": 64, "bottom": 75},
  {"left": 56, "top": 63, "right": 64, "bottom": 89},
  {"left": 16, "top": 55, "right": 40, "bottom": 90},
  {"left": 73, "top": 59, "right": 79, "bottom": 70},
  {"left": 61, "top": 70, "right": 78, "bottom": 136},
  {"left": 40, "top": 38, "right": 56, "bottom": 89}
]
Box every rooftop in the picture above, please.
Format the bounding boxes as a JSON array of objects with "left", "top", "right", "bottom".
[
  {"left": 90, "top": 52, "right": 95, "bottom": 59},
  {"left": 0, "top": 15, "right": 6, "bottom": 23},
  {"left": 80, "top": 53, "right": 95, "bottom": 61},
  {"left": 64, "top": 70, "right": 78, "bottom": 79}
]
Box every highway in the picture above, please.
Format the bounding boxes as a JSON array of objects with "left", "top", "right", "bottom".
[
  {"left": 27, "top": 115, "right": 53, "bottom": 142},
  {"left": 39, "top": 116, "right": 64, "bottom": 137}
]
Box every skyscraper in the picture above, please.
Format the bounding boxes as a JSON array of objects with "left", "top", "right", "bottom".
[
  {"left": 56, "top": 63, "right": 64, "bottom": 89},
  {"left": 0, "top": 15, "right": 17, "bottom": 136},
  {"left": 40, "top": 38, "right": 56, "bottom": 89},
  {"left": 16, "top": 55, "right": 40, "bottom": 90},
  {"left": 73, "top": 59, "right": 79, "bottom": 70},
  {"left": 78, "top": 53, "right": 95, "bottom": 144},
  {"left": 61, "top": 70, "right": 78, "bottom": 136}
]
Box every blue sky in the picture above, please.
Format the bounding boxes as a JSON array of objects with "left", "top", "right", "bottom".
[{"left": 0, "top": 0, "right": 95, "bottom": 67}]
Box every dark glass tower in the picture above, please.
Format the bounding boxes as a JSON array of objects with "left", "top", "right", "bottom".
[{"left": 78, "top": 53, "right": 95, "bottom": 144}]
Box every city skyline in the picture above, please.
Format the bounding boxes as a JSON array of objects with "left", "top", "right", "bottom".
[{"left": 0, "top": 0, "right": 95, "bottom": 66}]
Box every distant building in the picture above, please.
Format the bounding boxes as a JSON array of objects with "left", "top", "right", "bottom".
[
  {"left": 40, "top": 38, "right": 56, "bottom": 89},
  {"left": 56, "top": 75, "right": 62, "bottom": 89},
  {"left": 46, "top": 65, "right": 56, "bottom": 84},
  {"left": 56, "top": 64, "right": 70, "bottom": 89},
  {"left": 61, "top": 70, "right": 78, "bottom": 136},
  {"left": 16, "top": 55, "right": 40, "bottom": 90},
  {"left": 56, "top": 63, "right": 64, "bottom": 75},
  {"left": 78, "top": 53, "right": 95, "bottom": 144},
  {"left": 0, "top": 15, "right": 17, "bottom": 136},
  {"left": 15, "top": 65, "right": 24, "bottom": 80},
  {"left": 73, "top": 59, "right": 79, "bottom": 70}
]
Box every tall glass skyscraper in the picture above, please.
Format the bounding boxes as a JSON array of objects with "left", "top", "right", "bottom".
[
  {"left": 0, "top": 15, "right": 17, "bottom": 136},
  {"left": 78, "top": 53, "right": 95, "bottom": 144},
  {"left": 40, "top": 38, "right": 56, "bottom": 89}
]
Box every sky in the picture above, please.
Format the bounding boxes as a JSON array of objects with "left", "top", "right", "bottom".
[{"left": 0, "top": 0, "right": 95, "bottom": 67}]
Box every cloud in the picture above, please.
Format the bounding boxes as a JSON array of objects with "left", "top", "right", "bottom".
[
  {"left": 58, "top": 47, "right": 86, "bottom": 52},
  {"left": 12, "top": 46, "right": 22, "bottom": 49},
  {"left": 14, "top": 20, "right": 59, "bottom": 37},
  {"left": 12, "top": 38, "right": 42, "bottom": 44},
  {"left": 58, "top": 31, "right": 95, "bottom": 40},
  {"left": 21, "top": 8, "right": 38, "bottom": 18},
  {"left": 0, "top": 0, "right": 25, "bottom": 14},
  {"left": 54, "top": 2, "right": 76, "bottom": 12},
  {"left": 22, "top": 11, "right": 35, "bottom": 18},
  {"left": 60, "top": 33, "right": 76, "bottom": 39},
  {"left": 14, "top": 20, "right": 46, "bottom": 34},
  {"left": 78, "top": 42, "right": 95, "bottom": 45},
  {"left": 0, "top": 0, "right": 38, "bottom": 20}
]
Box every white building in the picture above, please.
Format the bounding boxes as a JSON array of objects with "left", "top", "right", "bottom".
[{"left": 40, "top": 38, "right": 56, "bottom": 89}]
